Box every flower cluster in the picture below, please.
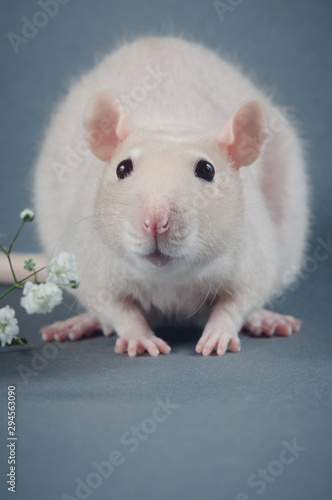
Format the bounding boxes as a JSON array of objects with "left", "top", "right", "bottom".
[
  {"left": 0, "top": 305, "right": 19, "bottom": 347},
  {"left": 20, "top": 281, "right": 63, "bottom": 314},
  {"left": 19, "top": 251, "right": 79, "bottom": 315},
  {"left": 0, "top": 209, "right": 80, "bottom": 347},
  {"left": 46, "top": 251, "right": 80, "bottom": 289}
]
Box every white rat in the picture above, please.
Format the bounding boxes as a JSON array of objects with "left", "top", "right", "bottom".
[{"left": 30, "top": 36, "right": 308, "bottom": 356}]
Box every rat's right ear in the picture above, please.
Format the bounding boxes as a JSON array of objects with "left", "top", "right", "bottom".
[
  {"left": 83, "top": 91, "right": 133, "bottom": 161},
  {"left": 218, "top": 100, "right": 267, "bottom": 169}
]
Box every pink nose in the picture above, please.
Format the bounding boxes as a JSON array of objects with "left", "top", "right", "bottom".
[{"left": 143, "top": 216, "right": 169, "bottom": 234}]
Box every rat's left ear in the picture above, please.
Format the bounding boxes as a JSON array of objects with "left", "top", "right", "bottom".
[
  {"left": 83, "top": 91, "right": 133, "bottom": 161},
  {"left": 218, "top": 100, "right": 268, "bottom": 169}
]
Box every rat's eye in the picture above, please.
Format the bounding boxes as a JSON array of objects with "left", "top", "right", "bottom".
[
  {"left": 116, "top": 159, "right": 133, "bottom": 180},
  {"left": 194, "top": 160, "right": 215, "bottom": 182}
]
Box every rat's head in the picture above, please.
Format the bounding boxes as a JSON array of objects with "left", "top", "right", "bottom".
[{"left": 83, "top": 91, "right": 267, "bottom": 273}]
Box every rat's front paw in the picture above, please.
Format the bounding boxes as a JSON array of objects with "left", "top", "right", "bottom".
[
  {"left": 40, "top": 313, "right": 113, "bottom": 342},
  {"left": 114, "top": 332, "right": 171, "bottom": 357},
  {"left": 243, "top": 309, "right": 302, "bottom": 337},
  {"left": 195, "top": 323, "right": 241, "bottom": 356}
]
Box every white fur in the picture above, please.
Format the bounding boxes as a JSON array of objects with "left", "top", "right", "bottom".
[{"left": 33, "top": 37, "right": 308, "bottom": 341}]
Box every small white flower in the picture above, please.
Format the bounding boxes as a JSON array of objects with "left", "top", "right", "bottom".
[
  {"left": 20, "top": 281, "right": 63, "bottom": 314},
  {"left": 20, "top": 209, "right": 34, "bottom": 222},
  {"left": 46, "top": 251, "right": 80, "bottom": 288},
  {"left": 0, "top": 306, "right": 19, "bottom": 347}
]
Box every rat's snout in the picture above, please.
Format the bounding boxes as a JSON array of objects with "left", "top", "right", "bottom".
[
  {"left": 143, "top": 215, "right": 169, "bottom": 235},
  {"left": 140, "top": 197, "right": 170, "bottom": 235},
  {"left": 129, "top": 192, "right": 193, "bottom": 263}
]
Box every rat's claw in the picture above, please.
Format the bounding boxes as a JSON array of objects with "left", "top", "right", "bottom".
[
  {"left": 196, "top": 323, "right": 240, "bottom": 356},
  {"left": 201, "top": 332, "right": 221, "bottom": 356},
  {"left": 195, "top": 330, "right": 211, "bottom": 354},
  {"left": 141, "top": 339, "right": 159, "bottom": 357},
  {"left": 102, "top": 325, "right": 113, "bottom": 337},
  {"left": 114, "top": 338, "right": 127, "bottom": 354},
  {"left": 228, "top": 337, "right": 241, "bottom": 353},
  {"left": 114, "top": 333, "right": 171, "bottom": 357},
  {"left": 128, "top": 340, "right": 139, "bottom": 357},
  {"left": 149, "top": 336, "right": 171, "bottom": 355}
]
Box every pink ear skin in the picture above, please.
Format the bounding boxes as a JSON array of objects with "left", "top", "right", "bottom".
[
  {"left": 83, "top": 91, "right": 134, "bottom": 161},
  {"left": 219, "top": 100, "right": 268, "bottom": 169}
]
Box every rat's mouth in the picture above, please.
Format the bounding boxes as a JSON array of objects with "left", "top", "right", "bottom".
[{"left": 145, "top": 249, "right": 173, "bottom": 267}]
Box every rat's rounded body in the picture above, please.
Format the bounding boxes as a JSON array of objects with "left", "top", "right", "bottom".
[{"left": 35, "top": 37, "right": 308, "bottom": 356}]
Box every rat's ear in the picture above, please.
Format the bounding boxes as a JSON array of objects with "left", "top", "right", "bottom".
[
  {"left": 218, "top": 100, "right": 267, "bottom": 169},
  {"left": 83, "top": 91, "right": 133, "bottom": 161}
]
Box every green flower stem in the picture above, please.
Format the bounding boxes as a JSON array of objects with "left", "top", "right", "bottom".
[
  {"left": 0, "top": 221, "right": 26, "bottom": 285},
  {"left": 18, "top": 266, "right": 46, "bottom": 284},
  {"left": 7, "top": 253, "right": 18, "bottom": 284},
  {"left": 0, "top": 266, "right": 46, "bottom": 301},
  {"left": 8, "top": 221, "right": 25, "bottom": 253},
  {"left": 0, "top": 216, "right": 35, "bottom": 348},
  {"left": 0, "top": 284, "right": 21, "bottom": 300}
]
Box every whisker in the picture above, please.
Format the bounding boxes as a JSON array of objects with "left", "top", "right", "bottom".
[{"left": 186, "top": 275, "right": 213, "bottom": 319}]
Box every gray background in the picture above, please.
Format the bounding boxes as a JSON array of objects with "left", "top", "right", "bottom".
[{"left": 0, "top": 0, "right": 331, "bottom": 499}]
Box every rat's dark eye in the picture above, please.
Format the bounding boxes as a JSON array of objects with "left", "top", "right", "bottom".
[
  {"left": 194, "top": 160, "right": 215, "bottom": 182},
  {"left": 116, "top": 159, "right": 133, "bottom": 180}
]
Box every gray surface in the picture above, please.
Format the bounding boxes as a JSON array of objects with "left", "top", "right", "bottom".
[{"left": 1, "top": 0, "right": 332, "bottom": 499}]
